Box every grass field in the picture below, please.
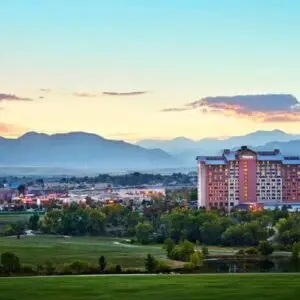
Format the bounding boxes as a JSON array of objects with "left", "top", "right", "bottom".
[
  {"left": 0, "top": 235, "right": 170, "bottom": 268},
  {"left": 0, "top": 274, "right": 300, "bottom": 300}
]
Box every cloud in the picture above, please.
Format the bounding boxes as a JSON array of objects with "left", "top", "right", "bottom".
[
  {"left": 102, "top": 91, "right": 148, "bottom": 96},
  {"left": 161, "top": 94, "right": 300, "bottom": 122},
  {"left": 73, "top": 92, "right": 97, "bottom": 98},
  {"left": 161, "top": 107, "right": 190, "bottom": 112},
  {"left": 0, "top": 122, "right": 26, "bottom": 137},
  {"left": 40, "top": 88, "right": 50, "bottom": 93},
  {"left": 0, "top": 93, "right": 32, "bottom": 102}
]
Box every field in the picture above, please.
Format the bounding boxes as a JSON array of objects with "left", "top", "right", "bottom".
[
  {"left": 0, "top": 212, "right": 34, "bottom": 230},
  {"left": 0, "top": 235, "right": 170, "bottom": 268},
  {"left": 0, "top": 274, "right": 300, "bottom": 300}
]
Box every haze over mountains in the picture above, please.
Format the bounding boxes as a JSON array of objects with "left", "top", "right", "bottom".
[
  {"left": 1, "top": 130, "right": 300, "bottom": 174},
  {"left": 137, "top": 130, "right": 300, "bottom": 164},
  {"left": 0, "top": 132, "right": 177, "bottom": 172}
]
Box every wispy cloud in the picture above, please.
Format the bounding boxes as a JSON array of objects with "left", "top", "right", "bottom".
[
  {"left": 161, "top": 107, "right": 190, "bottom": 112},
  {"left": 102, "top": 91, "right": 148, "bottom": 96},
  {"left": 40, "top": 88, "right": 50, "bottom": 93},
  {"left": 73, "top": 92, "right": 97, "bottom": 98},
  {"left": 161, "top": 94, "right": 300, "bottom": 122},
  {"left": 0, "top": 93, "right": 32, "bottom": 102}
]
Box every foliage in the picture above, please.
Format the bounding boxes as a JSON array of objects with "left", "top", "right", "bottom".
[
  {"left": 145, "top": 254, "right": 157, "bottom": 273},
  {"left": 28, "top": 214, "right": 40, "bottom": 231},
  {"left": 245, "top": 247, "right": 258, "bottom": 255},
  {"left": 292, "top": 242, "right": 300, "bottom": 260},
  {"left": 99, "top": 256, "right": 107, "bottom": 271},
  {"left": 221, "top": 221, "right": 270, "bottom": 246},
  {"left": 169, "top": 240, "right": 195, "bottom": 262},
  {"left": 163, "top": 238, "right": 175, "bottom": 258},
  {"left": 201, "top": 246, "right": 209, "bottom": 257},
  {"left": 156, "top": 260, "right": 171, "bottom": 273},
  {"left": 190, "top": 251, "right": 204, "bottom": 267},
  {"left": 115, "top": 264, "right": 122, "bottom": 273},
  {"left": 135, "top": 221, "right": 153, "bottom": 244},
  {"left": 257, "top": 241, "right": 274, "bottom": 256},
  {"left": 1, "top": 252, "right": 21, "bottom": 274}
]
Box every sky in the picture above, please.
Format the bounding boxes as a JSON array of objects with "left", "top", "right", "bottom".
[{"left": 1, "top": 0, "right": 300, "bottom": 142}]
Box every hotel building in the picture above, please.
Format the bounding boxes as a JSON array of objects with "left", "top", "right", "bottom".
[{"left": 196, "top": 146, "right": 300, "bottom": 209}]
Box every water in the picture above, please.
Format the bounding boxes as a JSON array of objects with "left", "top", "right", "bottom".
[{"left": 199, "top": 258, "right": 300, "bottom": 273}]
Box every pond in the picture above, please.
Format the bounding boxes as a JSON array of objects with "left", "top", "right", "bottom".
[{"left": 198, "top": 257, "right": 300, "bottom": 273}]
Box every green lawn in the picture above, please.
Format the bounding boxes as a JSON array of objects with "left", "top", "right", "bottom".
[
  {"left": 0, "top": 236, "right": 168, "bottom": 268},
  {"left": 0, "top": 274, "right": 300, "bottom": 300}
]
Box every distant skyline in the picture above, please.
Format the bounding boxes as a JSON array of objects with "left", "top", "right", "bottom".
[{"left": 1, "top": 0, "right": 300, "bottom": 141}]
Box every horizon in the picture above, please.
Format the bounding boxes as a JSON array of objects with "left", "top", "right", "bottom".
[
  {"left": 0, "top": 128, "right": 298, "bottom": 143},
  {"left": 1, "top": 1, "right": 300, "bottom": 141}
]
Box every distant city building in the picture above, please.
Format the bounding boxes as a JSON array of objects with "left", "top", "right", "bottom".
[{"left": 196, "top": 146, "right": 300, "bottom": 210}]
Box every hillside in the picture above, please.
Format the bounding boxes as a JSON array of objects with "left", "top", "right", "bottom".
[{"left": 0, "top": 132, "right": 177, "bottom": 171}]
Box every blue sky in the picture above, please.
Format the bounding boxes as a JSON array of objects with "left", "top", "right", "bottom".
[{"left": 1, "top": 0, "right": 300, "bottom": 140}]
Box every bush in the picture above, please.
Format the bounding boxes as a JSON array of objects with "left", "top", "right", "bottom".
[
  {"left": 45, "top": 261, "right": 56, "bottom": 275},
  {"left": 63, "top": 260, "right": 89, "bottom": 274},
  {"left": 257, "top": 241, "right": 274, "bottom": 256},
  {"left": 115, "top": 264, "right": 122, "bottom": 273},
  {"left": 170, "top": 240, "right": 195, "bottom": 262},
  {"left": 145, "top": 254, "right": 157, "bottom": 273},
  {"left": 156, "top": 260, "right": 170, "bottom": 273},
  {"left": 245, "top": 247, "right": 259, "bottom": 255},
  {"left": 190, "top": 251, "right": 204, "bottom": 268},
  {"left": 292, "top": 242, "right": 300, "bottom": 260},
  {"left": 21, "top": 264, "right": 36, "bottom": 275},
  {"left": 1, "top": 252, "right": 21, "bottom": 274},
  {"left": 183, "top": 262, "right": 195, "bottom": 271},
  {"left": 236, "top": 249, "right": 245, "bottom": 256},
  {"left": 201, "top": 246, "right": 209, "bottom": 257}
]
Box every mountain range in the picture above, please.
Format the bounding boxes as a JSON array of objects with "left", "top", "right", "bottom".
[
  {"left": 0, "top": 132, "right": 178, "bottom": 172},
  {"left": 137, "top": 130, "right": 300, "bottom": 164},
  {"left": 1, "top": 130, "right": 300, "bottom": 174}
]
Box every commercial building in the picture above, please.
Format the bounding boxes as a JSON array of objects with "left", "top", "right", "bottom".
[{"left": 196, "top": 146, "right": 300, "bottom": 210}]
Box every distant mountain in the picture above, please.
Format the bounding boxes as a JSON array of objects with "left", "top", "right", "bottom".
[
  {"left": 0, "top": 132, "right": 178, "bottom": 171},
  {"left": 137, "top": 130, "right": 300, "bottom": 165},
  {"left": 256, "top": 140, "right": 300, "bottom": 155}
]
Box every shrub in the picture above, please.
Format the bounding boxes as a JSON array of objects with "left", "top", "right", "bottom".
[
  {"left": 201, "top": 246, "right": 209, "bottom": 257},
  {"left": 292, "top": 242, "right": 300, "bottom": 260},
  {"left": 156, "top": 260, "right": 170, "bottom": 273},
  {"left": 145, "top": 254, "right": 157, "bottom": 273},
  {"left": 45, "top": 261, "right": 56, "bottom": 275},
  {"left": 170, "top": 240, "right": 195, "bottom": 262},
  {"left": 21, "top": 264, "right": 36, "bottom": 275},
  {"left": 99, "top": 256, "right": 107, "bottom": 272},
  {"left": 257, "top": 241, "right": 274, "bottom": 256},
  {"left": 115, "top": 264, "right": 122, "bottom": 273},
  {"left": 245, "top": 247, "right": 259, "bottom": 255},
  {"left": 190, "top": 251, "right": 204, "bottom": 268},
  {"left": 1, "top": 252, "right": 21, "bottom": 274},
  {"left": 63, "top": 260, "right": 89, "bottom": 274},
  {"left": 236, "top": 249, "right": 245, "bottom": 256},
  {"left": 183, "top": 262, "right": 195, "bottom": 271}
]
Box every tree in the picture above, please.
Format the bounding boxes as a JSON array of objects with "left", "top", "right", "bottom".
[
  {"left": 135, "top": 221, "right": 153, "bottom": 244},
  {"left": 115, "top": 265, "right": 122, "bottom": 273},
  {"left": 292, "top": 242, "right": 300, "bottom": 260},
  {"left": 99, "top": 256, "right": 107, "bottom": 272},
  {"left": 28, "top": 213, "right": 40, "bottom": 231},
  {"left": 257, "top": 241, "right": 274, "bottom": 256},
  {"left": 17, "top": 184, "right": 26, "bottom": 196},
  {"left": 163, "top": 238, "right": 175, "bottom": 258},
  {"left": 201, "top": 246, "right": 209, "bottom": 257},
  {"left": 1, "top": 252, "right": 21, "bottom": 274},
  {"left": 145, "top": 254, "right": 157, "bottom": 273},
  {"left": 169, "top": 240, "right": 195, "bottom": 262},
  {"left": 190, "top": 251, "right": 204, "bottom": 268}
]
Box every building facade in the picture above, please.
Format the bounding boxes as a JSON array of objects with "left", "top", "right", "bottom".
[{"left": 197, "top": 146, "right": 300, "bottom": 209}]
